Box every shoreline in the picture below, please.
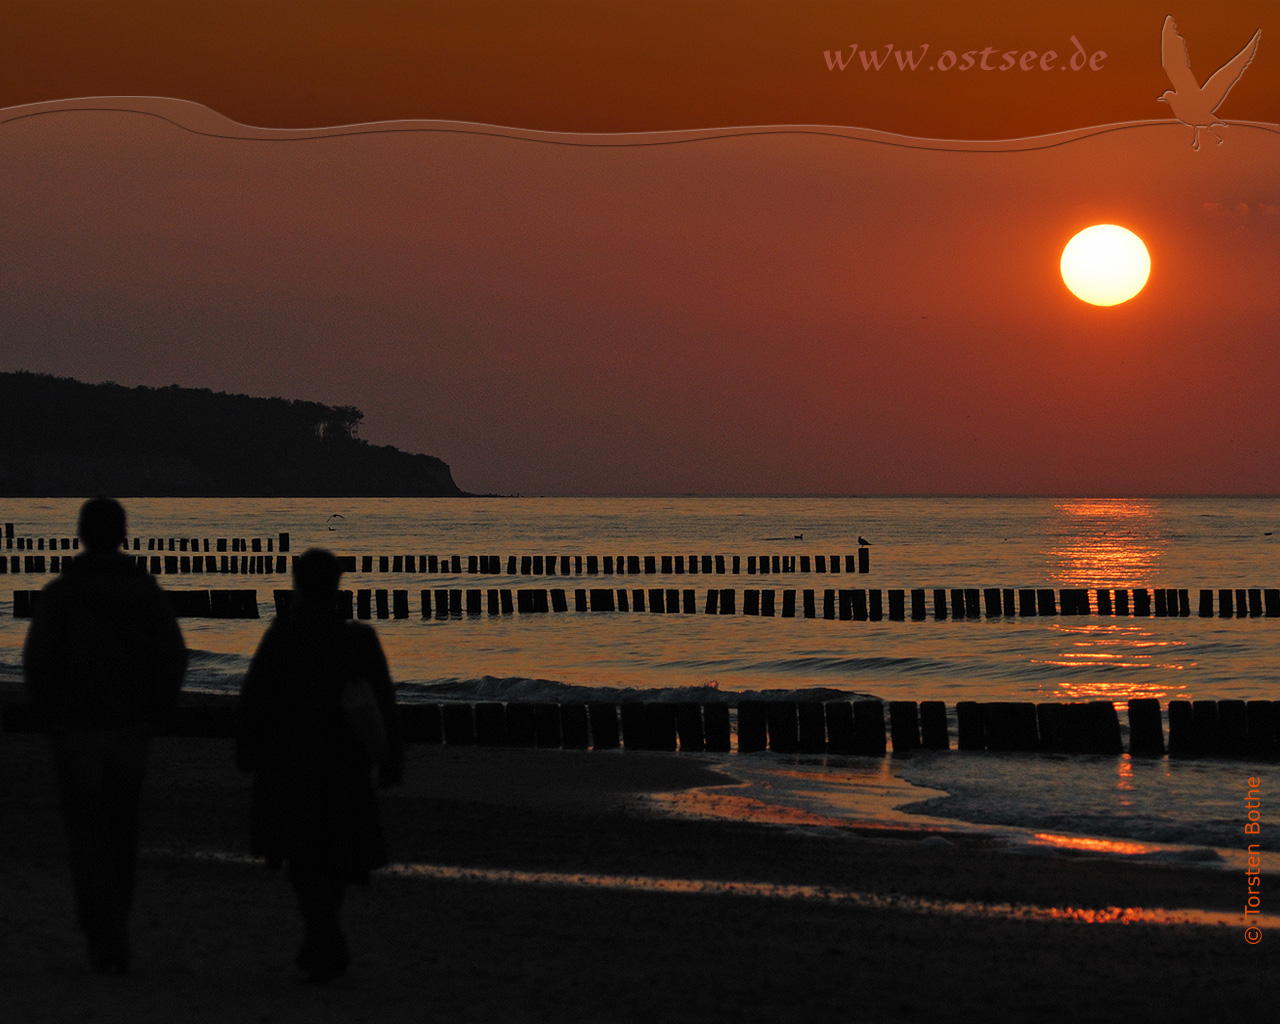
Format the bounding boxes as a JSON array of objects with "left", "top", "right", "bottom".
[
  {"left": 2, "top": 733, "right": 1274, "bottom": 1020},
  {"left": 3, "top": 679, "right": 1273, "bottom": 875}
]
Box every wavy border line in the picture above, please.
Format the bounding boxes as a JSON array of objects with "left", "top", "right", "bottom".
[{"left": 5, "top": 95, "right": 1280, "bottom": 153}]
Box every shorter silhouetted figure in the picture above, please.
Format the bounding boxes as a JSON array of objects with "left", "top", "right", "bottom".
[
  {"left": 237, "top": 548, "right": 402, "bottom": 983},
  {"left": 23, "top": 497, "right": 188, "bottom": 974}
]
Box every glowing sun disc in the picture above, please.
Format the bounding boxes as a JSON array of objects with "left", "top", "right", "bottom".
[{"left": 1060, "top": 225, "right": 1151, "bottom": 306}]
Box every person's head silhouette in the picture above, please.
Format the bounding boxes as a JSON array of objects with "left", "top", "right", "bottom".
[
  {"left": 293, "top": 549, "right": 342, "bottom": 613},
  {"left": 77, "top": 498, "right": 127, "bottom": 552}
]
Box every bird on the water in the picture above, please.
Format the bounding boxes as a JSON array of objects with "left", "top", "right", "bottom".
[{"left": 1158, "top": 15, "right": 1261, "bottom": 151}]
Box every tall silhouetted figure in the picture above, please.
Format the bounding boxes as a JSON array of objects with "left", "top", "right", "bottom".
[
  {"left": 23, "top": 497, "right": 188, "bottom": 974},
  {"left": 237, "top": 548, "right": 402, "bottom": 983}
]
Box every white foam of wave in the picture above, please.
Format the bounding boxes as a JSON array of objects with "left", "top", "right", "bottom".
[
  {"left": 409, "top": 674, "right": 875, "bottom": 705},
  {"left": 894, "top": 752, "right": 1280, "bottom": 851}
]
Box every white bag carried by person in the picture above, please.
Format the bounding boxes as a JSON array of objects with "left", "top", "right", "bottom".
[{"left": 342, "top": 677, "right": 390, "bottom": 764}]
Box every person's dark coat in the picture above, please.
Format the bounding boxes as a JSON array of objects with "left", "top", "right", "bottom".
[
  {"left": 236, "top": 610, "right": 402, "bottom": 881},
  {"left": 23, "top": 551, "right": 187, "bottom": 732}
]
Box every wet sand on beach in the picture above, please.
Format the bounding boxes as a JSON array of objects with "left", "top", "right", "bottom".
[{"left": 1, "top": 732, "right": 1273, "bottom": 1022}]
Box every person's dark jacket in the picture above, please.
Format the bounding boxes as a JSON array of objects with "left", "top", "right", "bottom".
[
  {"left": 23, "top": 551, "right": 188, "bottom": 732},
  {"left": 236, "top": 609, "right": 402, "bottom": 879}
]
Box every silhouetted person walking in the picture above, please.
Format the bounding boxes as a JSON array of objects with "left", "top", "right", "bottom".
[
  {"left": 237, "top": 548, "right": 402, "bottom": 983},
  {"left": 23, "top": 497, "right": 188, "bottom": 974}
]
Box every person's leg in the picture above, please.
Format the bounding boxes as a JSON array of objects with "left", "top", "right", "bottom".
[
  {"left": 102, "top": 730, "right": 149, "bottom": 918},
  {"left": 286, "top": 859, "right": 349, "bottom": 982},
  {"left": 50, "top": 731, "right": 130, "bottom": 973}
]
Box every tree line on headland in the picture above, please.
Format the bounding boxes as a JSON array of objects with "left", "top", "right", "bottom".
[{"left": 0, "top": 372, "right": 466, "bottom": 497}]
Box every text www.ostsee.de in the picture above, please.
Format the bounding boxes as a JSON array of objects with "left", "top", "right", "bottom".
[{"left": 823, "top": 36, "right": 1107, "bottom": 73}]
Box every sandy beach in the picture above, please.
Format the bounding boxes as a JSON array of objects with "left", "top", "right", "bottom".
[
  {"left": 1, "top": 725, "right": 1273, "bottom": 1023},
  {"left": 4, "top": 0, "right": 1280, "bottom": 1018}
]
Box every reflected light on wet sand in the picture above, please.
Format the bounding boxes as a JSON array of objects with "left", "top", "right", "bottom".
[
  {"left": 1030, "top": 832, "right": 1151, "bottom": 856},
  {"left": 155, "top": 847, "right": 1280, "bottom": 931},
  {"left": 384, "top": 863, "right": 1273, "bottom": 931}
]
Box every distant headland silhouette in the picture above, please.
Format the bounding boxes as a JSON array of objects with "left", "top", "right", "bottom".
[{"left": 0, "top": 372, "right": 466, "bottom": 497}]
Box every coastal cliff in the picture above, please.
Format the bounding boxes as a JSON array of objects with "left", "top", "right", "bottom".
[{"left": 0, "top": 372, "right": 466, "bottom": 497}]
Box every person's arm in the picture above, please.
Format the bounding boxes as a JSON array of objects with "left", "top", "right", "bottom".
[
  {"left": 361, "top": 628, "right": 403, "bottom": 787},
  {"left": 146, "top": 579, "right": 189, "bottom": 724},
  {"left": 236, "top": 625, "right": 279, "bottom": 773},
  {"left": 22, "top": 584, "right": 66, "bottom": 732}
]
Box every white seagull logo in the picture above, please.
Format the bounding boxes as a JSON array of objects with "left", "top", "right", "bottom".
[{"left": 1158, "top": 15, "right": 1261, "bottom": 150}]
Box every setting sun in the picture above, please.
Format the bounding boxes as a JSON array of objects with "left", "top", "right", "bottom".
[{"left": 1060, "top": 225, "right": 1151, "bottom": 306}]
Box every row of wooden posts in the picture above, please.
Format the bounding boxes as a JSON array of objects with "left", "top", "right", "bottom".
[
  {"left": 393, "top": 585, "right": 1275, "bottom": 620},
  {"left": 11, "top": 585, "right": 1280, "bottom": 620},
  {"left": 3, "top": 555, "right": 291, "bottom": 576},
  {"left": 11, "top": 589, "right": 261, "bottom": 619},
  {"left": 0, "top": 544, "right": 870, "bottom": 578},
  {"left": 1, "top": 528, "right": 289, "bottom": 553},
  {"left": 3, "top": 697, "right": 1273, "bottom": 760},
  {"left": 418, "top": 696, "right": 1277, "bottom": 759},
  {"left": 325, "top": 552, "right": 873, "bottom": 576}
]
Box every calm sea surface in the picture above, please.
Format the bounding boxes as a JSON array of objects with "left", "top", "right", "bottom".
[{"left": 3, "top": 496, "right": 1277, "bottom": 857}]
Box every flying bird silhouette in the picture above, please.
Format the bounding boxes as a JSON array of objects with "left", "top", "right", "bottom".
[{"left": 1158, "top": 15, "right": 1261, "bottom": 151}]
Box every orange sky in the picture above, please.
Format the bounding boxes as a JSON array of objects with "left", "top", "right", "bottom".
[
  {"left": 1, "top": 2, "right": 1278, "bottom": 495},
  {"left": 2, "top": 1, "right": 1277, "bottom": 135}
]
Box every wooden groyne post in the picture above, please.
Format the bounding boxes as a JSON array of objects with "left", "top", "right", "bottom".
[{"left": 2, "top": 694, "right": 1274, "bottom": 759}]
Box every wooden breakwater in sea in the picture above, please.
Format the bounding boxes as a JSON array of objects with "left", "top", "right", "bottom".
[
  {"left": 1, "top": 525, "right": 289, "bottom": 554},
  {"left": 0, "top": 526, "right": 292, "bottom": 577},
  {"left": 0, "top": 528, "right": 870, "bottom": 578},
  {"left": 5, "top": 554, "right": 293, "bottom": 576},
  {"left": 1, "top": 696, "right": 1275, "bottom": 760},
  {"left": 10, "top": 585, "right": 1280, "bottom": 620},
  {"left": 331, "top": 551, "right": 871, "bottom": 576}
]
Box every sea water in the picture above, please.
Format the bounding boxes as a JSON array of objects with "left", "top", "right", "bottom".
[{"left": 2, "top": 496, "right": 1276, "bottom": 859}]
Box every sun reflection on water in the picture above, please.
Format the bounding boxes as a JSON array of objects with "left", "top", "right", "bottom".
[
  {"left": 1048, "top": 500, "right": 1166, "bottom": 589},
  {"left": 1116, "top": 757, "right": 1133, "bottom": 809},
  {"left": 1031, "top": 622, "right": 1192, "bottom": 702}
]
